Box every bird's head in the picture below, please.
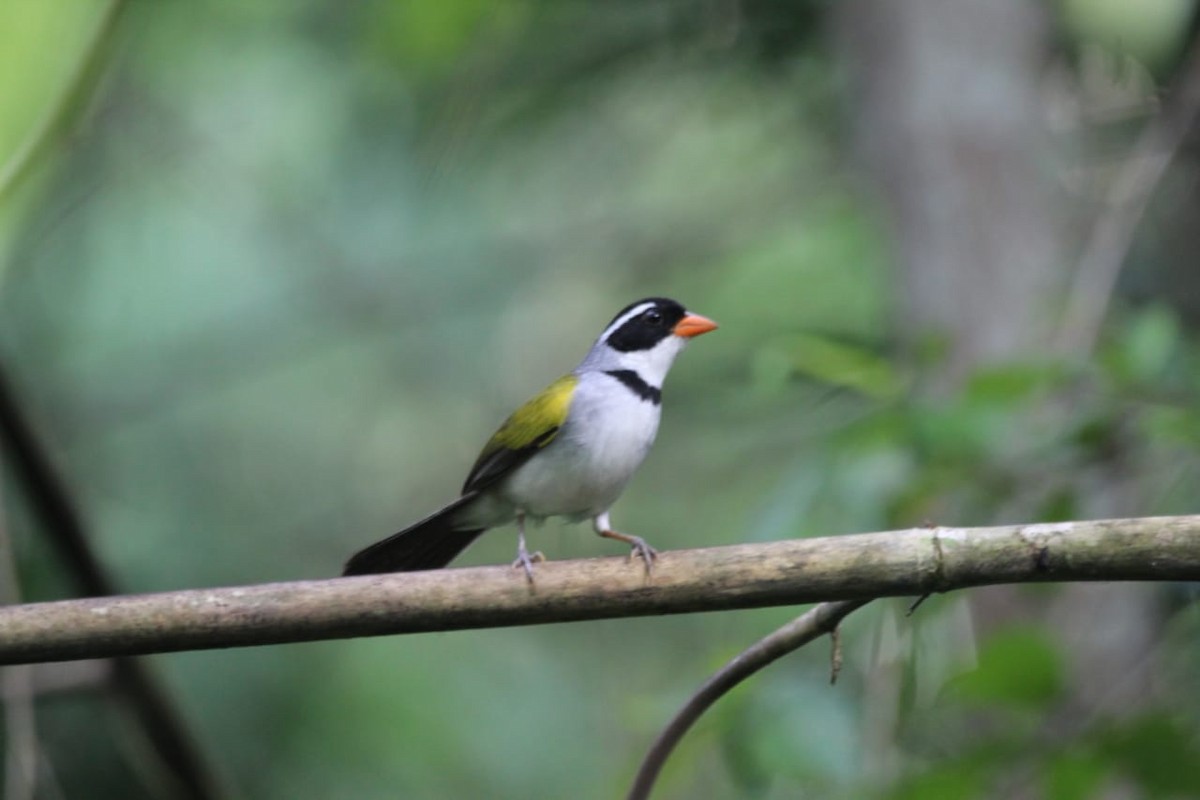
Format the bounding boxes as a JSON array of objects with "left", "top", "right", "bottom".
[{"left": 585, "top": 297, "right": 718, "bottom": 385}]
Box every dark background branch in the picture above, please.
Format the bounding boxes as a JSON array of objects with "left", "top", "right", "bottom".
[{"left": 0, "top": 362, "right": 219, "bottom": 800}]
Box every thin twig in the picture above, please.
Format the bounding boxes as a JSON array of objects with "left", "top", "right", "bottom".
[
  {"left": 906, "top": 593, "right": 930, "bottom": 615},
  {"left": 626, "top": 600, "right": 871, "bottom": 800},
  {"left": 1056, "top": 31, "right": 1200, "bottom": 356}
]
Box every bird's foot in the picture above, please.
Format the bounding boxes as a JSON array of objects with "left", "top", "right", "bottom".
[
  {"left": 512, "top": 546, "right": 545, "bottom": 584},
  {"left": 599, "top": 529, "right": 658, "bottom": 575},
  {"left": 628, "top": 537, "right": 658, "bottom": 573}
]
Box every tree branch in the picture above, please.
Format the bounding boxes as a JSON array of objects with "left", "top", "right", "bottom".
[
  {"left": 626, "top": 599, "right": 871, "bottom": 800},
  {"left": 0, "top": 515, "right": 1196, "bottom": 665}
]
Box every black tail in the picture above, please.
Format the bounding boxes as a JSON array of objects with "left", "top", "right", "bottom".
[{"left": 343, "top": 494, "right": 487, "bottom": 575}]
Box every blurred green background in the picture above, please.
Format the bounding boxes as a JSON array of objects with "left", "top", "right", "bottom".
[{"left": 2, "top": 1, "right": 1199, "bottom": 798}]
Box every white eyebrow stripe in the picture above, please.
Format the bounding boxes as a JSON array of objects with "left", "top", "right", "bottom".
[{"left": 598, "top": 302, "right": 656, "bottom": 342}]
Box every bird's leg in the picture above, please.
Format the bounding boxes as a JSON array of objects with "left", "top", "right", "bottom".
[
  {"left": 511, "top": 512, "right": 544, "bottom": 583},
  {"left": 593, "top": 511, "right": 657, "bottom": 574}
]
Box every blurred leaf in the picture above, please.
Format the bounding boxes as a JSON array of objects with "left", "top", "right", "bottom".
[
  {"left": 889, "top": 761, "right": 986, "bottom": 800},
  {"left": 709, "top": 211, "right": 888, "bottom": 348},
  {"left": 1061, "top": 0, "right": 1194, "bottom": 71},
  {"left": 1140, "top": 406, "right": 1200, "bottom": 448},
  {"left": 368, "top": 0, "right": 530, "bottom": 72},
  {"left": 907, "top": 598, "right": 981, "bottom": 710},
  {"left": 839, "top": 407, "right": 910, "bottom": 450},
  {"left": 718, "top": 668, "right": 861, "bottom": 795},
  {"left": 0, "top": 1, "right": 110, "bottom": 177},
  {"left": 1094, "top": 714, "right": 1200, "bottom": 797},
  {"left": 911, "top": 330, "right": 953, "bottom": 369},
  {"left": 1042, "top": 750, "right": 1110, "bottom": 800},
  {"left": 1072, "top": 413, "right": 1124, "bottom": 462},
  {"left": 718, "top": 693, "right": 776, "bottom": 796},
  {"left": 946, "top": 628, "right": 1064, "bottom": 710},
  {"left": 963, "top": 362, "right": 1069, "bottom": 405},
  {"left": 909, "top": 403, "right": 990, "bottom": 465},
  {"left": 777, "top": 333, "right": 906, "bottom": 399},
  {"left": 1105, "top": 305, "right": 1182, "bottom": 386},
  {"left": 0, "top": 0, "right": 117, "bottom": 275},
  {"left": 1036, "top": 486, "right": 1078, "bottom": 522},
  {"left": 750, "top": 342, "right": 798, "bottom": 393}
]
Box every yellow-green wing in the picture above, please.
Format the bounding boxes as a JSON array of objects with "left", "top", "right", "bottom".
[{"left": 461, "top": 374, "right": 578, "bottom": 494}]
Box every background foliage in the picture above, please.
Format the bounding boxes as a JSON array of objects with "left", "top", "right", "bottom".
[{"left": 1, "top": 1, "right": 1199, "bottom": 798}]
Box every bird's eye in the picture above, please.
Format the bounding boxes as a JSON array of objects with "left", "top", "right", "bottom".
[{"left": 644, "top": 309, "right": 663, "bottom": 325}]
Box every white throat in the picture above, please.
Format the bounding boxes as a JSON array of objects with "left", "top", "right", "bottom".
[
  {"left": 614, "top": 335, "right": 687, "bottom": 387},
  {"left": 580, "top": 332, "right": 688, "bottom": 388}
]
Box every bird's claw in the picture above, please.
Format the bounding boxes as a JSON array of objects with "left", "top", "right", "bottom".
[
  {"left": 597, "top": 528, "right": 658, "bottom": 576},
  {"left": 627, "top": 537, "right": 658, "bottom": 575},
  {"left": 512, "top": 547, "right": 545, "bottom": 583}
]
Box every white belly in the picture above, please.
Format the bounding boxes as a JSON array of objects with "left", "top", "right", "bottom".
[{"left": 499, "top": 380, "right": 660, "bottom": 520}]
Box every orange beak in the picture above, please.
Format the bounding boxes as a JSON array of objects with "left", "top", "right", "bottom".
[{"left": 672, "top": 313, "right": 718, "bottom": 338}]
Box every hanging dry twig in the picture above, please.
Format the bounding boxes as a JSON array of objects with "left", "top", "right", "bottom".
[{"left": 626, "top": 599, "right": 871, "bottom": 800}]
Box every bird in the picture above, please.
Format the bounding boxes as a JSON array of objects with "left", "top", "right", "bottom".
[{"left": 342, "top": 297, "right": 717, "bottom": 580}]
